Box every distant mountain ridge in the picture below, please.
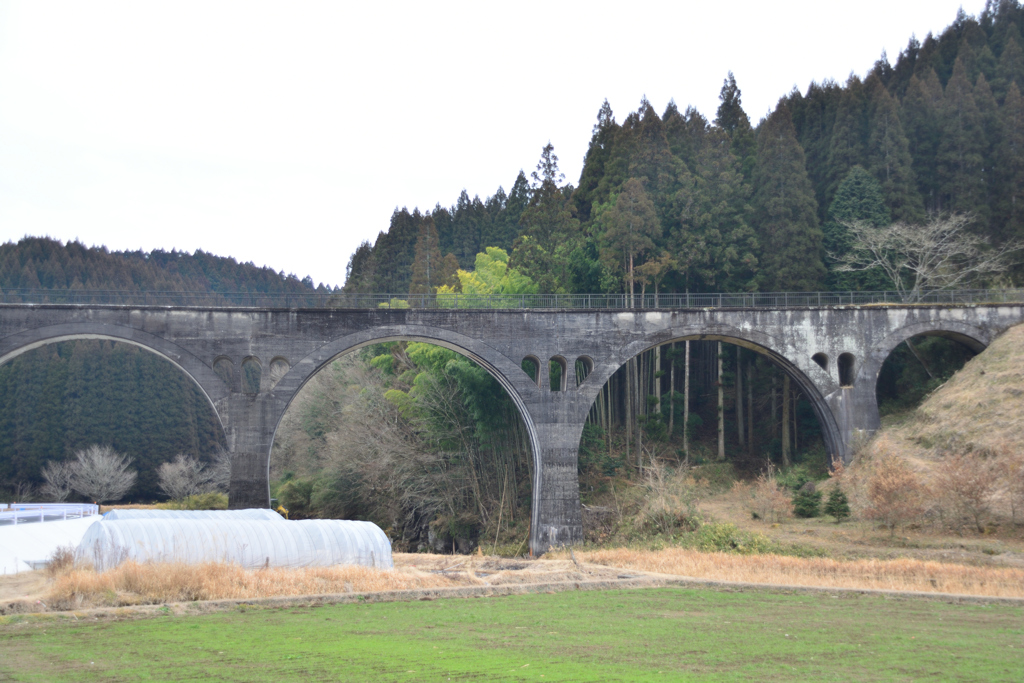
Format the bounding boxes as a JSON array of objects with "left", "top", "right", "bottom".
[{"left": 0, "top": 236, "right": 329, "bottom": 293}]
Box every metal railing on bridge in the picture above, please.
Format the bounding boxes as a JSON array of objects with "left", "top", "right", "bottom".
[
  {"left": 2, "top": 288, "right": 1024, "bottom": 309},
  {"left": 0, "top": 503, "right": 100, "bottom": 525}
]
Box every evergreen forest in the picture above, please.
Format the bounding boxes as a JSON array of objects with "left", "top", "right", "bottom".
[{"left": 0, "top": 5, "right": 1015, "bottom": 548}]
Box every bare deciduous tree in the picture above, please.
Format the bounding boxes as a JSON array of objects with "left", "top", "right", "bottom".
[
  {"left": 831, "top": 214, "right": 1024, "bottom": 301},
  {"left": 932, "top": 453, "right": 1000, "bottom": 534},
  {"left": 70, "top": 445, "right": 137, "bottom": 503},
  {"left": 41, "top": 460, "right": 75, "bottom": 502},
  {"left": 997, "top": 451, "right": 1024, "bottom": 526},
  {"left": 157, "top": 454, "right": 214, "bottom": 500},
  {"left": 207, "top": 448, "right": 233, "bottom": 493},
  {"left": 2, "top": 480, "right": 37, "bottom": 502}
]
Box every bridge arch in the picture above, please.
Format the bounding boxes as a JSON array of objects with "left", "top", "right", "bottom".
[
  {"left": 0, "top": 322, "right": 229, "bottom": 422},
  {"left": 860, "top": 319, "right": 991, "bottom": 395},
  {"left": 268, "top": 324, "right": 544, "bottom": 552},
  {"left": 578, "top": 327, "right": 844, "bottom": 465}
]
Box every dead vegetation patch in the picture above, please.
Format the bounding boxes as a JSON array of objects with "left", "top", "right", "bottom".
[
  {"left": 23, "top": 561, "right": 460, "bottom": 612},
  {"left": 565, "top": 547, "right": 1024, "bottom": 598}
]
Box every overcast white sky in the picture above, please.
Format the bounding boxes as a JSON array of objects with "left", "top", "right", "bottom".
[{"left": 0, "top": 1, "right": 988, "bottom": 288}]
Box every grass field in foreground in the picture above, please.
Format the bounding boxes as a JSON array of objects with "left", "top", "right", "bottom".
[{"left": 0, "top": 588, "right": 1020, "bottom": 682}]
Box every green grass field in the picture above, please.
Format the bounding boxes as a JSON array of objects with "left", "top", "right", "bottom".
[{"left": 1, "top": 588, "right": 1020, "bottom": 682}]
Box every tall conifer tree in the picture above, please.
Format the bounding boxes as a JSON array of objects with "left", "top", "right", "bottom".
[
  {"left": 826, "top": 77, "right": 869, "bottom": 202},
  {"left": 823, "top": 166, "right": 892, "bottom": 291},
  {"left": 511, "top": 144, "right": 579, "bottom": 292},
  {"left": 997, "top": 81, "right": 1024, "bottom": 244},
  {"left": 901, "top": 69, "right": 945, "bottom": 212},
  {"left": 865, "top": 75, "right": 924, "bottom": 221},
  {"left": 938, "top": 56, "right": 987, "bottom": 217},
  {"left": 715, "top": 72, "right": 757, "bottom": 179},
  {"left": 409, "top": 216, "right": 445, "bottom": 297},
  {"left": 752, "top": 105, "right": 826, "bottom": 291},
  {"left": 674, "top": 128, "right": 758, "bottom": 292}
]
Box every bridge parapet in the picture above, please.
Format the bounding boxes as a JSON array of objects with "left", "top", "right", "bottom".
[{"left": 2, "top": 288, "right": 1023, "bottom": 309}]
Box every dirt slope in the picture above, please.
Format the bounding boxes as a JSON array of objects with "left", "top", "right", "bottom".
[{"left": 863, "top": 322, "right": 1024, "bottom": 466}]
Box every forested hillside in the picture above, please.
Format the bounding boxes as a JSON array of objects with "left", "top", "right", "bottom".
[
  {"left": 0, "top": 236, "right": 329, "bottom": 293},
  {"left": 0, "top": 237, "right": 321, "bottom": 500},
  {"left": 347, "top": 2, "right": 1024, "bottom": 295}
]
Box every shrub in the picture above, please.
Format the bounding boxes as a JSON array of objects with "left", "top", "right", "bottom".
[
  {"left": 693, "top": 523, "right": 774, "bottom": 554},
  {"left": 792, "top": 489, "right": 822, "bottom": 518},
  {"left": 862, "top": 455, "right": 926, "bottom": 537},
  {"left": 277, "top": 478, "right": 317, "bottom": 518},
  {"left": 824, "top": 488, "right": 851, "bottom": 523},
  {"left": 640, "top": 461, "right": 704, "bottom": 534},
  {"left": 749, "top": 464, "right": 792, "bottom": 523},
  {"left": 777, "top": 464, "right": 814, "bottom": 492},
  {"left": 45, "top": 545, "right": 81, "bottom": 578}
]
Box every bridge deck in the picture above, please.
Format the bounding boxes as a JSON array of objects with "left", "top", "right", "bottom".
[{"left": 1, "top": 288, "right": 1023, "bottom": 309}]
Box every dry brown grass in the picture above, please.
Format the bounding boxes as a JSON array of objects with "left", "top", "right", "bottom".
[
  {"left": 572, "top": 547, "right": 1024, "bottom": 598},
  {"left": 866, "top": 323, "right": 1024, "bottom": 467},
  {"left": 45, "top": 561, "right": 461, "bottom": 611}
]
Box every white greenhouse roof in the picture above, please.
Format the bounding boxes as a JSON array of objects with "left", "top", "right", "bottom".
[
  {"left": 102, "top": 508, "right": 285, "bottom": 521},
  {"left": 78, "top": 518, "right": 392, "bottom": 571}
]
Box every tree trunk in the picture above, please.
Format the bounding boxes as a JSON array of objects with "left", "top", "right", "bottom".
[
  {"left": 625, "top": 360, "right": 633, "bottom": 465},
  {"left": 771, "top": 374, "right": 778, "bottom": 439},
  {"left": 630, "top": 352, "right": 638, "bottom": 471},
  {"left": 736, "top": 346, "right": 745, "bottom": 448},
  {"left": 747, "top": 360, "right": 754, "bottom": 456},
  {"left": 622, "top": 253, "right": 630, "bottom": 307},
  {"left": 905, "top": 338, "right": 935, "bottom": 380},
  {"left": 793, "top": 388, "right": 799, "bottom": 454},
  {"left": 782, "top": 374, "right": 791, "bottom": 468},
  {"left": 655, "top": 345, "right": 662, "bottom": 418},
  {"left": 606, "top": 381, "right": 612, "bottom": 458},
  {"left": 668, "top": 342, "right": 675, "bottom": 437},
  {"left": 683, "top": 340, "right": 690, "bottom": 462},
  {"left": 717, "top": 342, "right": 725, "bottom": 461}
]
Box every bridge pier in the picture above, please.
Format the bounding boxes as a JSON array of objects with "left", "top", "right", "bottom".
[
  {"left": 530, "top": 421, "right": 586, "bottom": 555},
  {"left": 221, "top": 394, "right": 278, "bottom": 510},
  {"left": 826, "top": 385, "right": 882, "bottom": 464}
]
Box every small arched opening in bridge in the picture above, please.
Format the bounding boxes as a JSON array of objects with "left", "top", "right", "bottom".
[
  {"left": 241, "top": 357, "right": 262, "bottom": 394},
  {"left": 575, "top": 356, "right": 594, "bottom": 387},
  {"left": 549, "top": 356, "right": 568, "bottom": 392},
  {"left": 268, "top": 356, "right": 290, "bottom": 388},
  {"left": 521, "top": 356, "right": 541, "bottom": 387},
  {"left": 838, "top": 353, "right": 856, "bottom": 387},
  {"left": 0, "top": 335, "right": 227, "bottom": 502},
  {"left": 270, "top": 335, "right": 539, "bottom": 556},
  {"left": 873, "top": 329, "right": 983, "bottom": 417},
  {"left": 812, "top": 353, "right": 829, "bottom": 373},
  {"left": 576, "top": 335, "right": 840, "bottom": 498},
  {"left": 213, "top": 356, "right": 235, "bottom": 389}
]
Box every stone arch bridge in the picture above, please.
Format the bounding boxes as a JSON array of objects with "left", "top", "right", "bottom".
[{"left": 2, "top": 300, "right": 1021, "bottom": 554}]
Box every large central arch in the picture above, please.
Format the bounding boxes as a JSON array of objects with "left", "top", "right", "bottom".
[
  {"left": 577, "top": 327, "right": 844, "bottom": 464},
  {"left": 268, "top": 324, "right": 544, "bottom": 552}
]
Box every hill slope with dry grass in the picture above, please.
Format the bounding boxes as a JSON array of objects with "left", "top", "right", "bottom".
[{"left": 865, "top": 323, "right": 1024, "bottom": 465}]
